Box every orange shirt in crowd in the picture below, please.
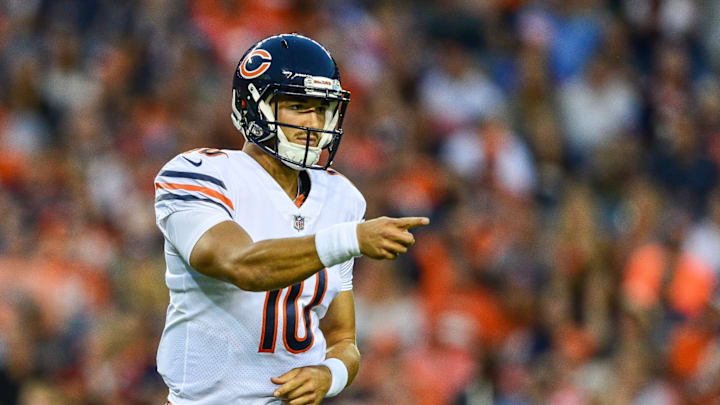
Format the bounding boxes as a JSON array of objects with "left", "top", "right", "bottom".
[{"left": 623, "top": 242, "right": 716, "bottom": 317}]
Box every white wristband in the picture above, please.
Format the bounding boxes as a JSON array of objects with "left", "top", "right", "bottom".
[
  {"left": 314, "top": 221, "right": 361, "bottom": 267},
  {"left": 320, "top": 358, "right": 348, "bottom": 398}
]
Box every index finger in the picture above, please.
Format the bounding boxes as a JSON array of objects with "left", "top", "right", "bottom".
[
  {"left": 272, "top": 375, "right": 305, "bottom": 398},
  {"left": 271, "top": 368, "right": 301, "bottom": 385},
  {"left": 394, "top": 217, "right": 430, "bottom": 229}
]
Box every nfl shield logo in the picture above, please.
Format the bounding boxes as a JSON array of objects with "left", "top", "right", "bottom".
[{"left": 293, "top": 215, "right": 305, "bottom": 231}]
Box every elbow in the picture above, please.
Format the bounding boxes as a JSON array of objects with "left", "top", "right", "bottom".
[
  {"left": 227, "top": 262, "right": 265, "bottom": 291},
  {"left": 236, "top": 276, "right": 265, "bottom": 292},
  {"left": 190, "top": 231, "right": 268, "bottom": 290},
  {"left": 222, "top": 252, "right": 267, "bottom": 291}
]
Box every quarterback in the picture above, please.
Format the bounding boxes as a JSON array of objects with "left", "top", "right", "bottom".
[{"left": 153, "top": 34, "right": 428, "bottom": 404}]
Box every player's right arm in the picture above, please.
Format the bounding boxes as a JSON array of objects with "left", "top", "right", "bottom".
[
  {"left": 189, "top": 215, "right": 428, "bottom": 292},
  {"left": 154, "top": 150, "right": 428, "bottom": 292}
]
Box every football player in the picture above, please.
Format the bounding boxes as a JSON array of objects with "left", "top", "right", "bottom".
[{"left": 153, "top": 34, "right": 429, "bottom": 405}]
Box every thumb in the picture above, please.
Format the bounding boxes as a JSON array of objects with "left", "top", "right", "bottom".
[
  {"left": 271, "top": 368, "right": 300, "bottom": 385},
  {"left": 394, "top": 216, "right": 430, "bottom": 229}
]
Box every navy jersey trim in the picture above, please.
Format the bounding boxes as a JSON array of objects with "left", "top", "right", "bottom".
[
  {"left": 156, "top": 192, "right": 233, "bottom": 218},
  {"left": 298, "top": 170, "right": 311, "bottom": 199},
  {"left": 159, "top": 170, "right": 227, "bottom": 190}
]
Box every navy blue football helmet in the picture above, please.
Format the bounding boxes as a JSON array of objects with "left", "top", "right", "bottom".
[{"left": 231, "top": 34, "right": 350, "bottom": 170}]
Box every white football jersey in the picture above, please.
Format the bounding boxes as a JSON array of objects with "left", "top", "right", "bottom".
[{"left": 153, "top": 149, "right": 365, "bottom": 405}]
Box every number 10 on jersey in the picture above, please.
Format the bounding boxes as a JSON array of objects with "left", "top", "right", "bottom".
[{"left": 259, "top": 269, "right": 327, "bottom": 354}]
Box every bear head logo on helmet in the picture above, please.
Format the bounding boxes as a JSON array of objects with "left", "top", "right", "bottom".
[{"left": 231, "top": 34, "right": 351, "bottom": 170}]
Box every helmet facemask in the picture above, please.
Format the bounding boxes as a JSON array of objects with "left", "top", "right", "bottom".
[{"left": 231, "top": 82, "right": 349, "bottom": 170}]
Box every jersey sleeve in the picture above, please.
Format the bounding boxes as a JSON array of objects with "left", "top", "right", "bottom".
[
  {"left": 154, "top": 152, "right": 234, "bottom": 221},
  {"left": 160, "top": 209, "right": 230, "bottom": 263},
  {"left": 154, "top": 152, "right": 234, "bottom": 260},
  {"left": 356, "top": 192, "right": 367, "bottom": 222},
  {"left": 338, "top": 259, "right": 354, "bottom": 291},
  {"left": 337, "top": 182, "right": 367, "bottom": 291}
]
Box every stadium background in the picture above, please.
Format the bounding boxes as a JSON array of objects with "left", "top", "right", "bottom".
[{"left": 1, "top": 0, "right": 720, "bottom": 403}]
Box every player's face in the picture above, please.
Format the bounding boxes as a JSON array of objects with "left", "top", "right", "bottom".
[{"left": 274, "top": 96, "right": 329, "bottom": 147}]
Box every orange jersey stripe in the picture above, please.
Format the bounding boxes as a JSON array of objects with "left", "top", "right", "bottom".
[
  {"left": 294, "top": 194, "right": 306, "bottom": 208},
  {"left": 155, "top": 183, "right": 234, "bottom": 210}
]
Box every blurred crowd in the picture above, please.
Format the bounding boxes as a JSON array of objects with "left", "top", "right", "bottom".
[{"left": 1, "top": 0, "right": 720, "bottom": 404}]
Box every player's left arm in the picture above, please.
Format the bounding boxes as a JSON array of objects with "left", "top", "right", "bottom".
[
  {"left": 320, "top": 290, "right": 360, "bottom": 385},
  {"left": 272, "top": 291, "right": 359, "bottom": 404}
]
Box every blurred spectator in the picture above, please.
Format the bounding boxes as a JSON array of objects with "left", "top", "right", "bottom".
[
  {"left": 418, "top": 43, "right": 507, "bottom": 134},
  {"left": 557, "top": 54, "right": 639, "bottom": 164},
  {"left": 649, "top": 114, "right": 717, "bottom": 212},
  {"left": 441, "top": 118, "right": 536, "bottom": 198}
]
